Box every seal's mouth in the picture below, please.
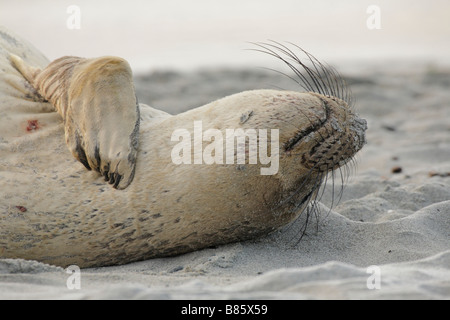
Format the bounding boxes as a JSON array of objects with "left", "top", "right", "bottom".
[
  {"left": 282, "top": 94, "right": 367, "bottom": 173},
  {"left": 283, "top": 102, "right": 328, "bottom": 153},
  {"left": 283, "top": 115, "right": 326, "bottom": 152}
]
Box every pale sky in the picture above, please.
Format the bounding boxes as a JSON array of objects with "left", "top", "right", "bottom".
[{"left": 1, "top": 0, "right": 449, "bottom": 72}]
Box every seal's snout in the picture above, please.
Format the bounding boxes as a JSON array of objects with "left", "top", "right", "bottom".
[
  {"left": 308, "top": 103, "right": 366, "bottom": 172},
  {"left": 284, "top": 94, "right": 367, "bottom": 173},
  {"left": 351, "top": 116, "right": 368, "bottom": 152}
]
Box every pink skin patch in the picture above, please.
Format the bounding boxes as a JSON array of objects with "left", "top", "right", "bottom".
[
  {"left": 26, "top": 119, "right": 39, "bottom": 132},
  {"left": 15, "top": 206, "right": 27, "bottom": 212}
]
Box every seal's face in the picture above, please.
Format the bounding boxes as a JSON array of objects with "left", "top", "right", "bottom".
[
  {"left": 245, "top": 91, "right": 366, "bottom": 188},
  {"left": 244, "top": 90, "right": 367, "bottom": 222}
]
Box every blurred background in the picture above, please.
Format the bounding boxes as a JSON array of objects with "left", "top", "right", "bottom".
[{"left": 1, "top": 0, "right": 449, "bottom": 74}]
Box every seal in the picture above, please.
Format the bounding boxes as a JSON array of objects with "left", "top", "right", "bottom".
[{"left": 0, "top": 27, "right": 367, "bottom": 268}]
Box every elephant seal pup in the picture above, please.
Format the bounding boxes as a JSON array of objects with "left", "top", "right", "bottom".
[{"left": 0, "top": 27, "right": 367, "bottom": 268}]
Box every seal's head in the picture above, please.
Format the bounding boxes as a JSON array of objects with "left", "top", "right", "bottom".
[{"left": 246, "top": 42, "right": 367, "bottom": 228}]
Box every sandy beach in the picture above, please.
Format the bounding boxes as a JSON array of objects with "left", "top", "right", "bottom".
[{"left": 1, "top": 64, "right": 449, "bottom": 299}]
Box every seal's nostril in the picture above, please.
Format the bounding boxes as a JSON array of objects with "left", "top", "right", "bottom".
[{"left": 354, "top": 117, "right": 368, "bottom": 132}]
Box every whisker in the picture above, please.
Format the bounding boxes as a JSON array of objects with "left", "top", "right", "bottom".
[
  {"left": 268, "top": 41, "right": 326, "bottom": 96},
  {"left": 249, "top": 43, "right": 317, "bottom": 93},
  {"left": 248, "top": 41, "right": 357, "bottom": 244}
]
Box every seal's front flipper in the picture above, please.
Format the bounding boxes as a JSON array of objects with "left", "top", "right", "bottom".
[
  {"left": 10, "top": 54, "right": 140, "bottom": 190},
  {"left": 64, "top": 57, "right": 140, "bottom": 190}
]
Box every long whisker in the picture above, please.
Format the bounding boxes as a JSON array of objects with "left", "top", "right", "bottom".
[{"left": 266, "top": 41, "right": 326, "bottom": 96}]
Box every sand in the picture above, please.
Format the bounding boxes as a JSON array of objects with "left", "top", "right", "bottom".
[{"left": 1, "top": 65, "right": 449, "bottom": 300}]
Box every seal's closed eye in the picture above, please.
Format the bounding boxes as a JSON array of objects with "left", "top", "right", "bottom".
[{"left": 10, "top": 54, "right": 140, "bottom": 190}]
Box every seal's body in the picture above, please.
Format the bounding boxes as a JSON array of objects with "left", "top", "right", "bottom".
[{"left": 0, "top": 27, "right": 366, "bottom": 267}]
